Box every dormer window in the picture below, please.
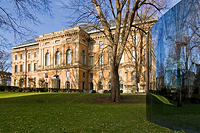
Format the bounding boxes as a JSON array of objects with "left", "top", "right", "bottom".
[
  {"left": 45, "top": 42, "right": 50, "bottom": 45},
  {"left": 55, "top": 40, "right": 60, "bottom": 43},
  {"left": 66, "top": 38, "right": 71, "bottom": 41}
]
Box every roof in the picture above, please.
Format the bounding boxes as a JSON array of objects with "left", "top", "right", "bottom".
[
  {"left": 13, "top": 37, "right": 38, "bottom": 49},
  {"left": 18, "top": 37, "right": 37, "bottom": 46}
]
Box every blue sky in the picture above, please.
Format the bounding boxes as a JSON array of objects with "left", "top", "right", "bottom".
[
  {"left": 2, "top": 0, "right": 181, "bottom": 72},
  {"left": 3, "top": 0, "right": 181, "bottom": 48}
]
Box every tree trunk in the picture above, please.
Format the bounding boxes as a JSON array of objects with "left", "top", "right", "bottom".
[{"left": 110, "top": 65, "right": 120, "bottom": 102}]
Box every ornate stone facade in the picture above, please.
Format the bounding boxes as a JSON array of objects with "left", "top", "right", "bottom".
[{"left": 9, "top": 23, "right": 156, "bottom": 93}]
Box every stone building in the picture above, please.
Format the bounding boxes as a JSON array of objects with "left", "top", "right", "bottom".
[{"left": 9, "top": 21, "right": 156, "bottom": 93}]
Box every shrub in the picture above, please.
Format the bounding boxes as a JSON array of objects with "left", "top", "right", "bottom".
[
  {"left": 92, "top": 90, "right": 96, "bottom": 93},
  {"left": 103, "top": 90, "right": 108, "bottom": 93}
]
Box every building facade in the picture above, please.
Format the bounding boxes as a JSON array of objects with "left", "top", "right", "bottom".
[{"left": 9, "top": 22, "right": 156, "bottom": 93}]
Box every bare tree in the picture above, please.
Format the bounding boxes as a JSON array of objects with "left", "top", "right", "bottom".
[
  {"left": 62, "top": 0, "right": 166, "bottom": 102},
  {"left": 0, "top": 0, "right": 51, "bottom": 44}
]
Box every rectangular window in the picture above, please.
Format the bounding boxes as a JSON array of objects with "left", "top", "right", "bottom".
[
  {"left": 15, "top": 55, "right": 17, "bottom": 60},
  {"left": 14, "top": 79, "right": 17, "bottom": 86},
  {"left": 132, "top": 50, "right": 135, "bottom": 61},
  {"left": 120, "top": 52, "right": 124, "bottom": 63},
  {"left": 90, "top": 43, "right": 94, "bottom": 50},
  {"left": 20, "top": 64, "right": 23, "bottom": 72},
  {"left": 21, "top": 54, "right": 23, "bottom": 59},
  {"left": 99, "top": 41, "right": 103, "bottom": 49},
  {"left": 99, "top": 55, "right": 103, "bottom": 65},
  {"left": 119, "top": 71, "right": 123, "bottom": 77},
  {"left": 34, "top": 63, "right": 37, "bottom": 71},
  {"left": 34, "top": 52, "right": 37, "bottom": 58},
  {"left": 90, "top": 73, "right": 93, "bottom": 79},
  {"left": 15, "top": 65, "right": 17, "bottom": 73},
  {"left": 28, "top": 53, "right": 31, "bottom": 58},
  {"left": 45, "top": 73, "right": 48, "bottom": 78},
  {"left": 34, "top": 77, "right": 36, "bottom": 88},
  {"left": 99, "top": 72, "right": 103, "bottom": 78},
  {"left": 108, "top": 54, "right": 111, "bottom": 64},
  {"left": 66, "top": 71, "right": 70, "bottom": 77},
  {"left": 90, "top": 56, "right": 94, "bottom": 66},
  {"left": 28, "top": 64, "right": 31, "bottom": 72},
  {"left": 83, "top": 72, "right": 85, "bottom": 78},
  {"left": 109, "top": 72, "right": 111, "bottom": 78}
]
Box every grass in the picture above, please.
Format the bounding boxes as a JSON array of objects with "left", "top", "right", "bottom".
[
  {"left": 0, "top": 92, "right": 184, "bottom": 133},
  {"left": 147, "top": 94, "right": 200, "bottom": 133}
]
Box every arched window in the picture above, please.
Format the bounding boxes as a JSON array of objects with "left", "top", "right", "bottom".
[
  {"left": 132, "top": 72, "right": 136, "bottom": 81},
  {"left": 99, "top": 82, "right": 103, "bottom": 90},
  {"left": 119, "top": 81, "right": 123, "bottom": 90},
  {"left": 55, "top": 51, "right": 60, "bottom": 65},
  {"left": 82, "top": 50, "right": 85, "bottom": 64},
  {"left": 66, "top": 49, "right": 71, "bottom": 64},
  {"left": 45, "top": 52, "right": 50, "bottom": 66},
  {"left": 66, "top": 81, "right": 70, "bottom": 89}
]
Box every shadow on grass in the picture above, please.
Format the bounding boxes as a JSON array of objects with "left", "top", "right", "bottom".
[{"left": 146, "top": 93, "right": 200, "bottom": 133}]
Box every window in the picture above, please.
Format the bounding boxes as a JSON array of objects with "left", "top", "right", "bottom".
[
  {"left": 55, "top": 51, "right": 60, "bottom": 65},
  {"left": 66, "top": 49, "right": 71, "bottom": 64},
  {"left": 34, "top": 52, "right": 37, "bottom": 58},
  {"left": 14, "top": 79, "right": 17, "bottom": 86},
  {"left": 34, "top": 63, "right": 37, "bottom": 71},
  {"left": 15, "top": 55, "right": 17, "bottom": 60},
  {"left": 99, "top": 55, "right": 103, "bottom": 65},
  {"left": 82, "top": 50, "right": 85, "bottom": 64},
  {"left": 45, "top": 42, "right": 50, "bottom": 45},
  {"left": 99, "top": 72, "right": 103, "bottom": 78},
  {"left": 90, "top": 82, "right": 93, "bottom": 90},
  {"left": 55, "top": 40, "right": 60, "bottom": 43},
  {"left": 21, "top": 54, "right": 23, "bottom": 59},
  {"left": 82, "top": 82, "right": 85, "bottom": 90},
  {"left": 119, "top": 37, "right": 122, "bottom": 45},
  {"left": 20, "top": 64, "right": 23, "bottom": 72},
  {"left": 34, "top": 77, "right": 36, "bottom": 88},
  {"left": 119, "top": 81, "right": 123, "bottom": 90},
  {"left": 66, "top": 81, "right": 70, "bottom": 89},
  {"left": 90, "top": 73, "right": 93, "bottom": 79},
  {"left": 45, "top": 52, "right": 50, "bottom": 66},
  {"left": 119, "top": 71, "right": 123, "bottom": 77},
  {"left": 83, "top": 72, "right": 85, "bottom": 78},
  {"left": 90, "top": 56, "right": 94, "bottom": 66},
  {"left": 108, "top": 54, "right": 111, "bottom": 64},
  {"left": 108, "top": 82, "right": 111, "bottom": 89},
  {"left": 66, "top": 38, "right": 71, "bottom": 41},
  {"left": 99, "top": 82, "right": 103, "bottom": 90},
  {"left": 132, "top": 50, "right": 135, "bottom": 61},
  {"left": 109, "top": 72, "right": 111, "bottom": 78},
  {"left": 28, "top": 64, "right": 31, "bottom": 72},
  {"left": 132, "top": 72, "right": 136, "bottom": 81},
  {"left": 90, "top": 43, "right": 94, "bottom": 50},
  {"left": 66, "top": 71, "right": 70, "bottom": 77},
  {"left": 28, "top": 53, "right": 31, "bottom": 58},
  {"left": 120, "top": 52, "right": 124, "bottom": 63},
  {"left": 99, "top": 41, "right": 103, "bottom": 49},
  {"left": 45, "top": 73, "right": 48, "bottom": 78},
  {"left": 15, "top": 65, "right": 17, "bottom": 73}
]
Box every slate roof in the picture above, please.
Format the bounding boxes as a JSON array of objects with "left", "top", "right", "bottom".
[{"left": 18, "top": 37, "right": 38, "bottom": 46}]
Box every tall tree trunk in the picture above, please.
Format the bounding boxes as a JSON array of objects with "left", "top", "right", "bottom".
[{"left": 110, "top": 65, "right": 120, "bottom": 102}]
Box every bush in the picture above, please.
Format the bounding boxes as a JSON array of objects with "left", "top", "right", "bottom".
[
  {"left": 92, "top": 90, "right": 96, "bottom": 93},
  {"left": 120, "top": 90, "right": 123, "bottom": 93},
  {"left": 103, "top": 90, "right": 109, "bottom": 93}
]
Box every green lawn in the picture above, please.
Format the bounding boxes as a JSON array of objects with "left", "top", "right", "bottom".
[
  {"left": 147, "top": 94, "right": 200, "bottom": 133},
  {"left": 0, "top": 92, "right": 183, "bottom": 133}
]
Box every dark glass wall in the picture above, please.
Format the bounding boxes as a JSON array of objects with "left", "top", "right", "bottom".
[
  {"left": 147, "top": 0, "right": 200, "bottom": 132},
  {"left": 152, "top": 0, "right": 200, "bottom": 97}
]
